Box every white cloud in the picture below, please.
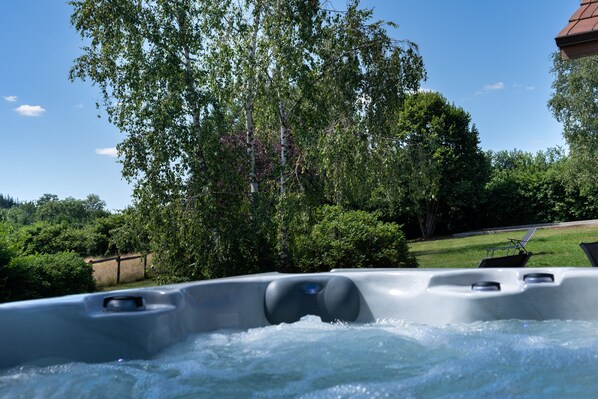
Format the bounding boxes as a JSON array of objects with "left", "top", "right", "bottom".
[
  {"left": 95, "top": 147, "right": 118, "bottom": 157},
  {"left": 475, "top": 82, "right": 507, "bottom": 95},
  {"left": 513, "top": 83, "right": 535, "bottom": 91},
  {"left": 74, "top": 103, "right": 84, "bottom": 108},
  {"left": 483, "top": 82, "right": 505, "bottom": 91},
  {"left": 14, "top": 104, "right": 46, "bottom": 117},
  {"left": 3, "top": 95, "right": 18, "bottom": 103}
]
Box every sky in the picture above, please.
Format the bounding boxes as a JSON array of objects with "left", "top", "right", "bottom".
[{"left": 0, "top": 1, "right": 579, "bottom": 211}]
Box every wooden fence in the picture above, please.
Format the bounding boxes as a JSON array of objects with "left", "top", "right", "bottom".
[{"left": 88, "top": 254, "right": 149, "bottom": 286}]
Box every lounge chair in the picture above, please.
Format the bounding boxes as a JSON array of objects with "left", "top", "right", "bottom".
[
  {"left": 485, "top": 227, "right": 537, "bottom": 258},
  {"left": 579, "top": 242, "right": 598, "bottom": 267},
  {"left": 478, "top": 252, "right": 532, "bottom": 268}
]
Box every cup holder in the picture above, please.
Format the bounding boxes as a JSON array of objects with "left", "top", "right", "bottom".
[
  {"left": 103, "top": 296, "right": 146, "bottom": 312},
  {"left": 524, "top": 273, "right": 554, "bottom": 283},
  {"left": 471, "top": 281, "right": 501, "bottom": 292}
]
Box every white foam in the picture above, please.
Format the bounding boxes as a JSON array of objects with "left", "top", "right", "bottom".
[{"left": 3, "top": 319, "right": 598, "bottom": 398}]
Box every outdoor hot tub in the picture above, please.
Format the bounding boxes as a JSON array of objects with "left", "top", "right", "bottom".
[{"left": 3, "top": 268, "right": 598, "bottom": 397}]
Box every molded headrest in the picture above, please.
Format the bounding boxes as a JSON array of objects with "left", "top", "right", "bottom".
[{"left": 264, "top": 275, "right": 360, "bottom": 324}]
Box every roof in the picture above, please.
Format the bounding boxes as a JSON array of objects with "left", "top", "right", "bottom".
[{"left": 555, "top": 0, "right": 598, "bottom": 59}]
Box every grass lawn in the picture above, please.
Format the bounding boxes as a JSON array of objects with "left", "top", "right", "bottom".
[{"left": 409, "top": 225, "right": 598, "bottom": 268}]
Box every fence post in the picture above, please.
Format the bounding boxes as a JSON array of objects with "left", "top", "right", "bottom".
[
  {"left": 143, "top": 254, "right": 147, "bottom": 279},
  {"left": 116, "top": 255, "right": 121, "bottom": 285}
]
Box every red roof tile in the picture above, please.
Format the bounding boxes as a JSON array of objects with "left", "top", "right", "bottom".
[
  {"left": 581, "top": 3, "right": 598, "bottom": 18},
  {"left": 556, "top": 0, "right": 598, "bottom": 59}
]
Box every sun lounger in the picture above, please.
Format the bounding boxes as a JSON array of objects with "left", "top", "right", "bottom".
[
  {"left": 580, "top": 242, "right": 598, "bottom": 267},
  {"left": 485, "top": 227, "right": 537, "bottom": 258}
]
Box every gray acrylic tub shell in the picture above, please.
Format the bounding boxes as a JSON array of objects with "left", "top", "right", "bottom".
[{"left": 1, "top": 267, "right": 598, "bottom": 369}]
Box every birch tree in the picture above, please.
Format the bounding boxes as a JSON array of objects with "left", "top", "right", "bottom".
[
  {"left": 548, "top": 53, "right": 598, "bottom": 193},
  {"left": 70, "top": 0, "right": 427, "bottom": 278},
  {"left": 70, "top": 0, "right": 261, "bottom": 280}
]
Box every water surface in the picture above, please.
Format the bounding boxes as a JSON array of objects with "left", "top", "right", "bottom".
[{"left": 2, "top": 316, "right": 598, "bottom": 398}]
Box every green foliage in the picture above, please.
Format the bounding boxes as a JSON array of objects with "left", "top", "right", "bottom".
[
  {"left": 1, "top": 252, "right": 96, "bottom": 303},
  {"left": 548, "top": 53, "right": 598, "bottom": 193},
  {"left": 20, "top": 223, "right": 74, "bottom": 255},
  {"left": 34, "top": 194, "right": 109, "bottom": 225},
  {"left": 2, "top": 194, "right": 129, "bottom": 258},
  {"left": 0, "top": 194, "right": 19, "bottom": 210},
  {"left": 69, "top": 0, "right": 426, "bottom": 279},
  {"left": 0, "top": 222, "right": 21, "bottom": 267},
  {"left": 393, "top": 92, "right": 489, "bottom": 237},
  {"left": 107, "top": 208, "right": 151, "bottom": 255},
  {"left": 0, "top": 221, "right": 21, "bottom": 302},
  {"left": 482, "top": 148, "right": 598, "bottom": 228},
  {"left": 20, "top": 221, "right": 111, "bottom": 257},
  {"left": 4, "top": 194, "right": 109, "bottom": 227},
  {"left": 146, "top": 191, "right": 276, "bottom": 283},
  {"left": 316, "top": 122, "right": 375, "bottom": 208},
  {"left": 1, "top": 201, "right": 36, "bottom": 225},
  {"left": 293, "top": 205, "right": 417, "bottom": 272},
  {"left": 1, "top": 216, "right": 97, "bottom": 304}
]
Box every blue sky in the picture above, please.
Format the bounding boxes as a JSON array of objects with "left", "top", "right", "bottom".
[{"left": 0, "top": 1, "right": 578, "bottom": 210}]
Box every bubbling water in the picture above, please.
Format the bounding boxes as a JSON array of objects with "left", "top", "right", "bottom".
[{"left": 3, "top": 316, "right": 598, "bottom": 398}]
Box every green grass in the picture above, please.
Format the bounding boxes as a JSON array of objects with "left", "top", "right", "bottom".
[{"left": 409, "top": 225, "right": 598, "bottom": 268}]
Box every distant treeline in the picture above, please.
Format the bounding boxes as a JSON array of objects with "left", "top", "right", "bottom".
[
  {"left": 0, "top": 194, "right": 150, "bottom": 302},
  {"left": 402, "top": 146, "right": 598, "bottom": 238},
  {"left": 0, "top": 194, "right": 19, "bottom": 210},
  {"left": 0, "top": 194, "right": 147, "bottom": 258},
  {"left": 479, "top": 148, "right": 598, "bottom": 229}
]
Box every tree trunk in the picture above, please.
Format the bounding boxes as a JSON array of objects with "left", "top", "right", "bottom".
[
  {"left": 278, "top": 98, "right": 290, "bottom": 270},
  {"left": 245, "top": 7, "right": 261, "bottom": 201},
  {"left": 418, "top": 200, "right": 438, "bottom": 239},
  {"left": 180, "top": 12, "right": 208, "bottom": 185}
]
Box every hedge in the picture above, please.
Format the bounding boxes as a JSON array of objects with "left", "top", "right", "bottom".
[{"left": 0, "top": 252, "right": 96, "bottom": 303}]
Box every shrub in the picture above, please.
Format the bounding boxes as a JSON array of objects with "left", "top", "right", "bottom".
[
  {"left": 20, "top": 221, "right": 119, "bottom": 258},
  {"left": 293, "top": 205, "right": 417, "bottom": 272},
  {"left": 0, "top": 221, "right": 22, "bottom": 299},
  {"left": 1, "top": 252, "right": 96, "bottom": 303},
  {"left": 0, "top": 222, "right": 18, "bottom": 267}
]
